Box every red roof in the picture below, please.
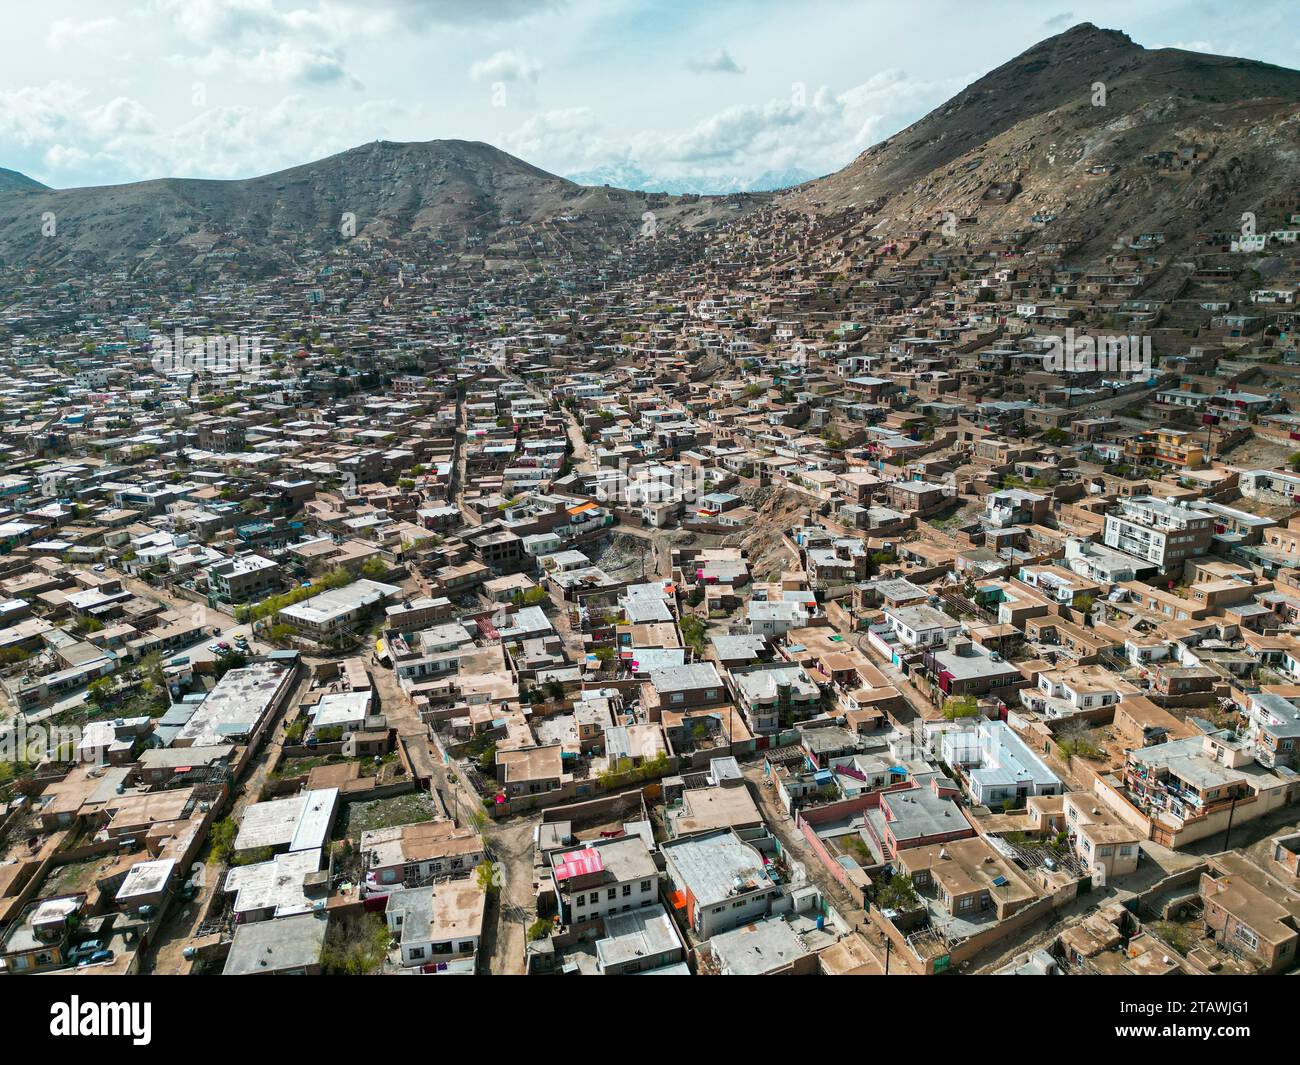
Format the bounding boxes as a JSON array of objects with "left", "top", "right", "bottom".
[{"left": 553, "top": 847, "right": 604, "bottom": 883}]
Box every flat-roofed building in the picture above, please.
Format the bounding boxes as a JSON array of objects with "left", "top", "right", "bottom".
[
  {"left": 172, "top": 657, "right": 297, "bottom": 748},
  {"left": 234, "top": 788, "right": 339, "bottom": 857},
  {"left": 662, "top": 829, "right": 779, "bottom": 941},
  {"left": 385, "top": 881, "right": 487, "bottom": 971}
]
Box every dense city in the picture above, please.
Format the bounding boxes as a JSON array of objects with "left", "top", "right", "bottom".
[{"left": 0, "top": 13, "right": 1297, "bottom": 999}]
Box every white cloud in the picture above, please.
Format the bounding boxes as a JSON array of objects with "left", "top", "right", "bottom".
[
  {"left": 185, "top": 42, "right": 359, "bottom": 87},
  {"left": 43, "top": 144, "right": 90, "bottom": 170},
  {"left": 332, "top": 0, "right": 568, "bottom": 29},
  {"left": 1, "top": 79, "right": 414, "bottom": 183},
  {"left": 502, "top": 69, "right": 964, "bottom": 186},
  {"left": 46, "top": 16, "right": 117, "bottom": 49},
  {"left": 0, "top": 82, "right": 85, "bottom": 147},
  {"left": 131, "top": 95, "right": 418, "bottom": 178},
  {"left": 83, "top": 97, "right": 156, "bottom": 138},
  {"left": 684, "top": 49, "right": 744, "bottom": 75},
  {"left": 470, "top": 50, "right": 542, "bottom": 84}
]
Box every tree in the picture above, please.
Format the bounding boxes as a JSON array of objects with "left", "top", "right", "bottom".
[
  {"left": 869, "top": 550, "right": 895, "bottom": 574},
  {"left": 86, "top": 676, "right": 114, "bottom": 707},
  {"left": 942, "top": 695, "right": 980, "bottom": 721},
  {"left": 475, "top": 860, "right": 502, "bottom": 894},
  {"left": 321, "top": 914, "right": 392, "bottom": 975},
  {"left": 212, "top": 651, "right": 248, "bottom": 680},
  {"left": 1058, "top": 735, "right": 1103, "bottom": 760},
  {"left": 207, "top": 818, "right": 237, "bottom": 864},
  {"left": 679, "top": 614, "right": 707, "bottom": 656},
  {"left": 875, "top": 874, "right": 920, "bottom": 912}
]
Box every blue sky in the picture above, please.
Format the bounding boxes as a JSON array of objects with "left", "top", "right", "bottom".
[{"left": 2, "top": 0, "right": 1296, "bottom": 191}]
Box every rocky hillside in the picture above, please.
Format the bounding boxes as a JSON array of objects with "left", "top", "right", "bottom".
[
  {"left": 0, "top": 139, "right": 761, "bottom": 274},
  {"left": 779, "top": 23, "right": 1300, "bottom": 257},
  {"left": 0, "top": 168, "right": 47, "bottom": 193}
]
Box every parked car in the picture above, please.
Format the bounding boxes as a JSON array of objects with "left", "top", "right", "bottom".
[
  {"left": 67, "top": 940, "right": 103, "bottom": 961},
  {"left": 77, "top": 950, "right": 113, "bottom": 967}
]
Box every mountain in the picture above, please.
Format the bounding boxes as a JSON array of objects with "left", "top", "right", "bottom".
[
  {"left": 780, "top": 23, "right": 1300, "bottom": 256},
  {"left": 0, "top": 168, "right": 47, "bottom": 192},
  {"left": 2, "top": 25, "right": 1295, "bottom": 277},
  {"left": 0, "top": 140, "right": 761, "bottom": 274},
  {"left": 565, "top": 164, "right": 820, "bottom": 196}
]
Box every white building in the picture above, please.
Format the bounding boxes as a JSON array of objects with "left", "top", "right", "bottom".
[{"left": 941, "top": 719, "right": 1061, "bottom": 807}]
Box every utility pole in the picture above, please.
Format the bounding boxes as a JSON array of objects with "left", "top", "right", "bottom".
[{"left": 1221, "top": 794, "right": 1238, "bottom": 851}]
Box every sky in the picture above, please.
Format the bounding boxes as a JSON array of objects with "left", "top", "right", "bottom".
[{"left": 3, "top": 0, "right": 1297, "bottom": 192}]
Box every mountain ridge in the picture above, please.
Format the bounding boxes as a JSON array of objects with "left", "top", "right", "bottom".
[{"left": 2, "top": 23, "right": 1296, "bottom": 274}]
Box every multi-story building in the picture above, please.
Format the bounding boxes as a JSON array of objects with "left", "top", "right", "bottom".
[
  {"left": 207, "top": 554, "right": 281, "bottom": 602},
  {"left": 1103, "top": 496, "right": 1214, "bottom": 571},
  {"left": 661, "top": 829, "right": 780, "bottom": 941},
  {"left": 550, "top": 836, "right": 659, "bottom": 932},
  {"left": 941, "top": 719, "right": 1062, "bottom": 807}
]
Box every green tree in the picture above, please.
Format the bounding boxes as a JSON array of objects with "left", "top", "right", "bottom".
[
  {"left": 475, "top": 860, "right": 502, "bottom": 894},
  {"left": 207, "top": 818, "right": 237, "bottom": 864},
  {"left": 321, "top": 914, "right": 392, "bottom": 975},
  {"left": 679, "top": 614, "right": 707, "bottom": 655},
  {"left": 942, "top": 695, "right": 980, "bottom": 721},
  {"left": 86, "top": 676, "right": 114, "bottom": 707},
  {"left": 875, "top": 874, "right": 920, "bottom": 912}
]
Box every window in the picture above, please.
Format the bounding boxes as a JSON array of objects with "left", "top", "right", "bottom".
[
  {"left": 409, "top": 947, "right": 425, "bottom": 960},
  {"left": 622, "top": 884, "right": 631, "bottom": 896},
  {"left": 1235, "top": 924, "right": 1259, "bottom": 951},
  {"left": 607, "top": 888, "right": 617, "bottom": 900}
]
